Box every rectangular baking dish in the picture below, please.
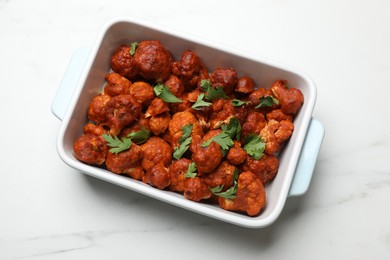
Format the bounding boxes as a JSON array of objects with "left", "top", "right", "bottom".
[{"left": 52, "top": 17, "right": 322, "bottom": 228}]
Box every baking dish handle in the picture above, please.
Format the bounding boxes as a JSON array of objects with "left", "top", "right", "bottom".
[
  {"left": 51, "top": 47, "right": 90, "bottom": 120},
  {"left": 288, "top": 118, "right": 324, "bottom": 197},
  {"left": 51, "top": 48, "right": 324, "bottom": 197}
]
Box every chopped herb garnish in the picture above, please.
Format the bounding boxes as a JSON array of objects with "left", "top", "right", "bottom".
[
  {"left": 102, "top": 127, "right": 151, "bottom": 153},
  {"left": 126, "top": 127, "right": 150, "bottom": 144},
  {"left": 255, "top": 96, "right": 279, "bottom": 109},
  {"left": 185, "top": 162, "right": 197, "bottom": 178},
  {"left": 178, "top": 124, "right": 193, "bottom": 144},
  {"left": 154, "top": 83, "right": 183, "bottom": 103},
  {"left": 102, "top": 134, "right": 132, "bottom": 154},
  {"left": 191, "top": 93, "right": 212, "bottom": 110},
  {"left": 201, "top": 132, "right": 234, "bottom": 150},
  {"left": 129, "top": 42, "right": 138, "bottom": 55},
  {"left": 173, "top": 137, "right": 192, "bottom": 160},
  {"left": 243, "top": 134, "right": 266, "bottom": 160},
  {"left": 200, "top": 79, "right": 229, "bottom": 101},
  {"left": 201, "top": 118, "right": 241, "bottom": 151},
  {"left": 232, "top": 169, "right": 239, "bottom": 184},
  {"left": 209, "top": 185, "right": 224, "bottom": 193},
  {"left": 221, "top": 118, "right": 242, "bottom": 141},
  {"left": 173, "top": 125, "right": 193, "bottom": 160},
  {"left": 231, "top": 99, "right": 250, "bottom": 107},
  {"left": 210, "top": 184, "right": 237, "bottom": 200}
]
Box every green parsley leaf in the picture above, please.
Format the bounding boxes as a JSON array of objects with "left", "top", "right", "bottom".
[
  {"left": 173, "top": 125, "right": 194, "bottom": 160},
  {"left": 154, "top": 84, "right": 182, "bottom": 103},
  {"left": 231, "top": 99, "right": 250, "bottom": 107},
  {"left": 200, "top": 79, "right": 212, "bottom": 92},
  {"left": 129, "top": 42, "right": 138, "bottom": 55},
  {"left": 102, "top": 134, "right": 132, "bottom": 154},
  {"left": 201, "top": 132, "right": 234, "bottom": 150},
  {"left": 210, "top": 184, "right": 237, "bottom": 200},
  {"left": 232, "top": 169, "right": 239, "bottom": 184},
  {"left": 201, "top": 118, "right": 241, "bottom": 151},
  {"left": 185, "top": 162, "right": 197, "bottom": 178},
  {"left": 191, "top": 93, "right": 212, "bottom": 110},
  {"left": 221, "top": 118, "right": 242, "bottom": 141},
  {"left": 126, "top": 127, "right": 150, "bottom": 144},
  {"left": 207, "top": 86, "right": 229, "bottom": 100},
  {"left": 255, "top": 95, "right": 279, "bottom": 109},
  {"left": 179, "top": 124, "right": 193, "bottom": 144},
  {"left": 173, "top": 137, "right": 192, "bottom": 160},
  {"left": 243, "top": 134, "right": 266, "bottom": 160},
  {"left": 209, "top": 185, "right": 224, "bottom": 193},
  {"left": 200, "top": 79, "right": 229, "bottom": 101}
]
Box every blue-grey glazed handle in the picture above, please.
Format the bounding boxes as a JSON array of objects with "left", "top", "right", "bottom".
[
  {"left": 51, "top": 47, "right": 90, "bottom": 120},
  {"left": 288, "top": 118, "right": 324, "bottom": 196}
]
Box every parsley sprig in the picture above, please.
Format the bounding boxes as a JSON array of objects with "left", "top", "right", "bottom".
[
  {"left": 221, "top": 118, "right": 241, "bottom": 141},
  {"left": 129, "top": 42, "right": 138, "bottom": 56},
  {"left": 231, "top": 99, "right": 250, "bottom": 107},
  {"left": 173, "top": 137, "right": 192, "bottom": 160},
  {"left": 127, "top": 127, "right": 150, "bottom": 144},
  {"left": 200, "top": 79, "right": 229, "bottom": 101},
  {"left": 102, "top": 128, "right": 151, "bottom": 154},
  {"left": 102, "top": 134, "right": 132, "bottom": 154},
  {"left": 191, "top": 93, "right": 212, "bottom": 110},
  {"left": 255, "top": 96, "right": 279, "bottom": 109},
  {"left": 243, "top": 134, "right": 266, "bottom": 160},
  {"left": 173, "top": 124, "right": 193, "bottom": 160},
  {"left": 185, "top": 162, "right": 197, "bottom": 178},
  {"left": 201, "top": 118, "right": 241, "bottom": 151},
  {"left": 154, "top": 84, "right": 182, "bottom": 103},
  {"left": 210, "top": 184, "right": 237, "bottom": 200},
  {"left": 201, "top": 132, "right": 234, "bottom": 150}
]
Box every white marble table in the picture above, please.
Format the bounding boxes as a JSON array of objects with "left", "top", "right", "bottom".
[{"left": 1, "top": 0, "right": 389, "bottom": 259}]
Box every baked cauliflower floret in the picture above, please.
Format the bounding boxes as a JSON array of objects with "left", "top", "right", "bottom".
[
  {"left": 210, "top": 68, "right": 238, "bottom": 95},
  {"left": 164, "top": 74, "right": 185, "bottom": 97},
  {"left": 105, "top": 143, "right": 144, "bottom": 180},
  {"left": 242, "top": 154, "right": 279, "bottom": 185},
  {"left": 110, "top": 44, "right": 138, "bottom": 79},
  {"left": 271, "top": 80, "right": 304, "bottom": 115},
  {"left": 169, "top": 158, "right": 191, "bottom": 192},
  {"left": 104, "top": 72, "right": 132, "bottom": 97},
  {"left": 260, "top": 119, "right": 294, "bottom": 155},
  {"left": 133, "top": 40, "right": 173, "bottom": 83},
  {"left": 141, "top": 136, "right": 172, "bottom": 172},
  {"left": 73, "top": 124, "right": 108, "bottom": 166},
  {"left": 202, "top": 161, "right": 236, "bottom": 191},
  {"left": 208, "top": 99, "right": 235, "bottom": 129},
  {"left": 103, "top": 94, "right": 142, "bottom": 135},
  {"left": 241, "top": 111, "right": 267, "bottom": 139},
  {"left": 184, "top": 177, "right": 212, "bottom": 202},
  {"left": 129, "top": 81, "right": 155, "bottom": 107},
  {"left": 148, "top": 112, "right": 170, "bottom": 135},
  {"left": 218, "top": 171, "right": 266, "bottom": 216},
  {"left": 145, "top": 97, "right": 169, "bottom": 118},
  {"left": 172, "top": 50, "right": 209, "bottom": 90},
  {"left": 235, "top": 76, "right": 255, "bottom": 94},
  {"left": 227, "top": 140, "right": 247, "bottom": 165},
  {"left": 143, "top": 162, "right": 171, "bottom": 190},
  {"left": 190, "top": 130, "right": 223, "bottom": 175},
  {"left": 88, "top": 94, "right": 111, "bottom": 124}
]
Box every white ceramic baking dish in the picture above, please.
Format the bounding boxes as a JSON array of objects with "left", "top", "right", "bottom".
[{"left": 52, "top": 17, "right": 324, "bottom": 228}]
